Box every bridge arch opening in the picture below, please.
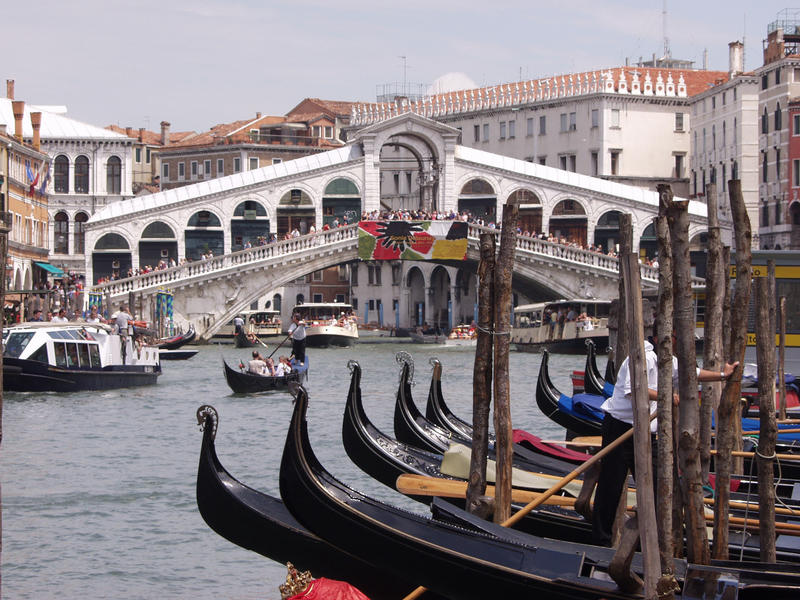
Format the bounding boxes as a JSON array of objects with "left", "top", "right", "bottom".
[
  {"left": 406, "top": 266, "right": 426, "bottom": 326},
  {"left": 93, "top": 232, "right": 131, "bottom": 283},
  {"left": 508, "top": 189, "right": 541, "bottom": 234},
  {"left": 140, "top": 221, "right": 178, "bottom": 268},
  {"left": 549, "top": 199, "right": 587, "bottom": 246},
  {"left": 278, "top": 189, "right": 315, "bottom": 236},
  {"left": 458, "top": 179, "right": 496, "bottom": 222},
  {"left": 323, "top": 178, "right": 361, "bottom": 226},
  {"left": 378, "top": 134, "right": 440, "bottom": 214},
  {"left": 689, "top": 232, "right": 709, "bottom": 277},
  {"left": 594, "top": 210, "right": 623, "bottom": 253},
  {"left": 639, "top": 222, "right": 657, "bottom": 260},
  {"left": 186, "top": 210, "right": 223, "bottom": 260},
  {"left": 454, "top": 268, "right": 477, "bottom": 325},
  {"left": 232, "top": 200, "right": 270, "bottom": 251},
  {"left": 429, "top": 265, "right": 451, "bottom": 330}
]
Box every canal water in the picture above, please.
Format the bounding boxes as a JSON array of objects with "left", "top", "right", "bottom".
[{"left": 1, "top": 342, "right": 592, "bottom": 599}]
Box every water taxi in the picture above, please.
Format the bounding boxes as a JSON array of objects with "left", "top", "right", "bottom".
[
  {"left": 512, "top": 299, "right": 610, "bottom": 354},
  {"left": 292, "top": 302, "right": 358, "bottom": 347}
]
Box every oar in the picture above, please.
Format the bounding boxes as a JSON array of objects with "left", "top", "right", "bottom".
[
  {"left": 402, "top": 413, "right": 655, "bottom": 600},
  {"left": 268, "top": 332, "right": 292, "bottom": 359}
]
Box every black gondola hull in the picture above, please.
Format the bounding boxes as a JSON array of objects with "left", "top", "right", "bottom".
[
  {"left": 222, "top": 359, "right": 307, "bottom": 393},
  {"left": 156, "top": 326, "right": 196, "bottom": 350},
  {"left": 516, "top": 335, "right": 609, "bottom": 354},
  {"left": 304, "top": 333, "right": 355, "bottom": 348}
]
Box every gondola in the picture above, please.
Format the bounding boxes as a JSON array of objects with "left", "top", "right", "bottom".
[
  {"left": 395, "top": 352, "right": 599, "bottom": 477},
  {"left": 234, "top": 328, "right": 259, "bottom": 348},
  {"left": 341, "top": 360, "right": 598, "bottom": 542},
  {"left": 194, "top": 404, "right": 427, "bottom": 599},
  {"left": 536, "top": 350, "right": 604, "bottom": 437},
  {"left": 583, "top": 340, "right": 615, "bottom": 398},
  {"left": 158, "top": 348, "right": 199, "bottom": 360},
  {"left": 222, "top": 358, "right": 308, "bottom": 394},
  {"left": 424, "top": 357, "right": 591, "bottom": 465},
  {"left": 280, "top": 383, "right": 800, "bottom": 599},
  {"left": 155, "top": 325, "right": 196, "bottom": 350}
]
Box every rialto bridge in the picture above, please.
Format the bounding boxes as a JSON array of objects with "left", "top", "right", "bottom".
[{"left": 85, "top": 112, "right": 711, "bottom": 339}]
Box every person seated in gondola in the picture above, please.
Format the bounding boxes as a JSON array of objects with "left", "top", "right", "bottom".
[
  {"left": 246, "top": 332, "right": 258, "bottom": 344},
  {"left": 264, "top": 356, "right": 277, "bottom": 377},
  {"left": 248, "top": 350, "right": 268, "bottom": 375},
  {"left": 274, "top": 355, "right": 293, "bottom": 377}
]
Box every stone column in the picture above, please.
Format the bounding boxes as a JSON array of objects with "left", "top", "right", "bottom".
[{"left": 361, "top": 134, "right": 381, "bottom": 213}]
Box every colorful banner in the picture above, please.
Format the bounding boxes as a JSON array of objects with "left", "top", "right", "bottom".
[{"left": 358, "top": 220, "right": 468, "bottom": 260}]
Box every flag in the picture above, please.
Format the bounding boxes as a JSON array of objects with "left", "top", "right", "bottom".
[
  {"left": 25, "top": 162, "right": 34, "bottom": 183},
  {"left": 37, "top": 161, "right": 50, "bottom": 195}
]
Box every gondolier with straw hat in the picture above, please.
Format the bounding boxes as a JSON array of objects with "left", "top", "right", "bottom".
[{"left": 288, "top": 312, "right": 306, "bottom": 365}]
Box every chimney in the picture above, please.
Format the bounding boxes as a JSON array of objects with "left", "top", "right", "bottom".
[
  {"left": 12, "top": 100, "right": 24, "bottom": 142},
  {"left": 6, "top": 79, "right": 14, "bottom": 100},
  {"left": 30, "top": 111, "right": 42, "bottom": 151},
  {"left": 138, "top": 127, "right": 145, "bottom": 142},
  {"left": 125, "top": 126, "right": 134, "bottom": 137},
  {"left": 256, "top": 112, "right": 262, "bottom": 118},
  {"left": 729, "top": 41, "right": 744, "bottom": 76},
  {"left": 703, "top": 48, "right": 709, "bottom": 71},
  {"left": 160, "top": 120, "right": 170, "bottom": 146}
]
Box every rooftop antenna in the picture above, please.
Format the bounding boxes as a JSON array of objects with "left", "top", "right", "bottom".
[
  {"left": 742, "top": 12, "right": 747, "bottom": 71},
  {"left": 662, "top": 0, "right": 671, "bottom": 59},
  {"left": 399, "top": 55, "right": 407, "bottom": 96}
]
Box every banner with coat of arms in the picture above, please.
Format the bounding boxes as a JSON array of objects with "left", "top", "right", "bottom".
[{"left": 357, "top": 220, "right": 468, "bottom": 260}]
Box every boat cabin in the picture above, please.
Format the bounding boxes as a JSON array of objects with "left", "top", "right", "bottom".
[
  {"left": 292, "top": 302, "right": 355, "bottom": 326},
  {"left": 512, "top": 299, "right": 611, "bottom": 351}
]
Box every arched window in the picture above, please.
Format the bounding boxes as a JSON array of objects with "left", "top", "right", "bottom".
[
  {"left": 54, "top": 211, "right": 69, "bottom": 254},
  {"left": 74, "top": 212, "right": 89, "bottom": 254},
  {"left": 94, "top": 232, "right": 130, "bottom": 250},
  {"left": 74, "top": 156, "right": 89, "bottom": 193},
  {"left": 142, "top": 221, "right": 176, "bottom": 238},
  {"left": 107, "top": 156, "right": 121, "bottom": 194},
  {"left": 775, "top": 102, "right": 783, "bottom": 130},
  {"left": 54, "top": 155, "right": 69, "bottom": 193}
]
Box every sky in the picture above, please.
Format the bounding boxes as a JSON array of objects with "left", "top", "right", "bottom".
[{"left": 1, "top": 1, "right": 792, "bottom": 133}]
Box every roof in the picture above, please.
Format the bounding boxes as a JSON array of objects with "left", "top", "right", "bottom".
[
  {"left": 0, "top": 99, "right": 128, "bottom": 141},
  {"left": 454, "top": 145, "right": 708, "bottom": 218},
  {"left": 105, "top": 124, "right": 196, "bottom": 146},
  {"left": 87, "top": 144, "right": 365, "bottom": 225},
  {"left": 287, "top": 98, "right": 358, "bottom": 117}
]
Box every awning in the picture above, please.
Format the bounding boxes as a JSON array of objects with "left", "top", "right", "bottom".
[{"left": 34, "top": 262, "right": 64, "bottom": 276}]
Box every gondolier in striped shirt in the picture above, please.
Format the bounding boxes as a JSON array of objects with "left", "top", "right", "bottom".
[{"left": 288, "top": 313, "right": 306, "bottom": 365}]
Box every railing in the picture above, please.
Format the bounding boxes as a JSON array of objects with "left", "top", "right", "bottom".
[
  {"left": 92, "top": 224, "right": 360, "bottom": 297},
  {"left": 93, "top": 220, "right": 693, "bottom": 299}
]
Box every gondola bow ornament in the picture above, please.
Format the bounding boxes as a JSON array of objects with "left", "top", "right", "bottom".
[{"left": 280, "top": 562, "right": 371, "bottom": 600}]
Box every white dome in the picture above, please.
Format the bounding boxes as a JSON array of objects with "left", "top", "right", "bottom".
[{"left": 427, "top": 72, "right": 477, "bottom": 95}]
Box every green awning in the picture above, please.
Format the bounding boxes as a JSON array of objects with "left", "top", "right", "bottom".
[{"left": 34, "top": 262, "right": 64, "bottom": 276}]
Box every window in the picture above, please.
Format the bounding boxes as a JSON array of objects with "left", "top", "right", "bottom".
[
  {"left": 393, "top": 173, "right": 400, "bottom": 193},
  {"left": 591, "top": 109, "right": 599, "bottom": 128},
  {"left": 722, "top": 92, "right": 727, "bottom": 105},
  {"left": 474, "top": 124, "right": 480, "bottom": 142},
  {"left": 569, "top": 112, "right": 576, "bottom": 131},
  {"left": 712, "top": 96, "right": 716, "bottom": 109},
  {"left": 538, "top": 156, "right": 546, "bottom": 165},
  {"left": 722, "top": 121, "right": 726, "bottom": 146},
  {"left": 146, "top": 148, "right": 151, "bottom": 163},
  {"left": 178, "top": 162, "right": 185, "bottom": 179},
  {"left": 508, "top": 120, "right": 515, "bottom": 138},
  {"left": 312, "top": 293, "right": 323, "bottom": 303},
  {"left": 249, "top": 157, "right": 258, "bottom": 170},
  {"left": 191, "top": 161, "right": 198, "bottom": 178},
  {"left": 733, "top": 118, "right": 737, "bottom": 144},
  {"left": 763, "top": 151, "right": 768, "bottom": 183},
  {"left": 702, "top": 128, "right": 706, "bottom": 153},
  {"left": 569, "top": 154, "right": 576, "bottom": 172},
  {"left": 312, "top": 270, "right": 322, "bottom": 281},
  {"left": 367, "top": 265, "right": 381, "bottom": 285},
  {"left": 794, "top": 114, "right": 800, "bottom": 135},
  {"left": 54, "top": 212, "right": 69, "bottom": 254},
  {"left": 392, "top": 264, "right": 401, "bottom": 285},
  {"left": 776, "top": 67, "right": 782, "bottom": 85},
  {"left": 54, "top": 155, "right": 69, "bottom": 193},
  {"left": 539, "top": 115, "right": 546, "bottom": 135},
  {"left": 777, "top": 148, "right": 781, "bottom": 178},
  {"left": 733, "top": 88, "right": 737, "bottom": 101},
  {"left": 776, "top": 103, "right": 783, "bottom": 130},
  {"left": 712, "top": 125, "right": 716, "bottom": 150},
  {"left": 675, "top": 155, "right": 684, "bottom": 178},
  {"left": 732, "top": 160, "right": 738, "bottom": 180},
  {"left": 217, "top": 158, "right": 224, "bottom": 175},
  {"left": 610, "top": 151, "right": 619, "bottom": 175},
  {"left": 762, "top": 74, "right": 769, "bottom": 90},
  {"left": 324, "top": 126, "right": 333, "bottom": 138},
  {"left": 794, "top": 159, "right": 800, "bottom": 187},
  {"left": 591, "top": 151, "right": 598, "bottom": 176},
  {"left": 610, "top": 109, "right": 620, "bottom": 128},
  {"left": 483, "top": 123, "right": 489, "bottom": 140},
  {"left": 74, "top": 212, "right": 88, "bottom": 254},
  {"left": 762, "top": 202, "right": 770, "bottom": 226},
  {"left": 135, "top": 148, "right": 141, "bottom": 162},
  {"left": 762, "top": 107, "right": 769, "bottom": 134},
  {"left": 406, "top": 172, "right": 412, "bottom": 192},
  {"left": 204, "top": 160, "right": 211, "bottom": 176},
  {"left": 106, "top": 156, "right": 121, "bottom": 194},
  {"left": 559, "top": 155, "right": 567, "bottom": 170},
  {"left": 272, "top": 158, "right": 282, "bottom": 165},
  {"left": 162, "top": 163, "right": 169, "bottom": 179},
  {"left": 499, "top": 121, "right": 506, "bottom": 140},
  {"left": 74, "top": 156, "right": 89, "bottom": 193},
  {"left": 368, "top": 299, "right": 375, "bottom": 311},
  {"left": 526, "top": 118, "right": 534, "bottom": 136},
  {"left": 351, "top": 264, "right": 358, "bottom": 285},
  {"left": 312, "top": 125, "right": 321, "bottom": 137},
  {"left": 560, "top": 113, "right": 567, "bottom": 132},
  {"left": 233, "top": 157, "right": 241, "bottom": 172},
  {"left": 776, "top": 202, "right": 783, "bottom": 224},
  {"left": 675, "top": 112, "right": 684, "bottom": 132}
]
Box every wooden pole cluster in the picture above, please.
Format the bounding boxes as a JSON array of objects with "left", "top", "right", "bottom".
[
  {"left": 654, "top": 186, "right": 677, "bottom": 581},
  {"left": 466, "top": 233, "right": 495, "bottom": 517},
  {"left": 666, "top": 190, "right": 709, "bottom": 564},
  {"left": 755, "top": 261, "right": 778, "bottom": 562},
  {"left": 615, "top": 215, "right": 633, "bottom": 375},
  {"left": 492, "top": 202, "right": 519, "bottom": 523},
  {"left": 713, "top": 179, "right": 752, "bottom": 559}
]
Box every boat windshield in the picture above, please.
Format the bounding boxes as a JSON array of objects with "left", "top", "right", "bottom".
[{"left": 4, "top": 332, "right": 35, "bottom": 358}]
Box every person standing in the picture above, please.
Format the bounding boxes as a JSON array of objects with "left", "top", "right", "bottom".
[
  {"left": 51, "top": 308, "right": 69, "bottom": 323},
  {"left": 86, "top": 305, "right": 105, "bottom": 324},
  {"left": 288, "top": 313, "right": 306, "bottom": 365},
  {"left": 591, "top": 329, "right": 738, "bottom": 547},
  {"left": 233, "top": 314, "right": 245, "bottom": 334}
]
